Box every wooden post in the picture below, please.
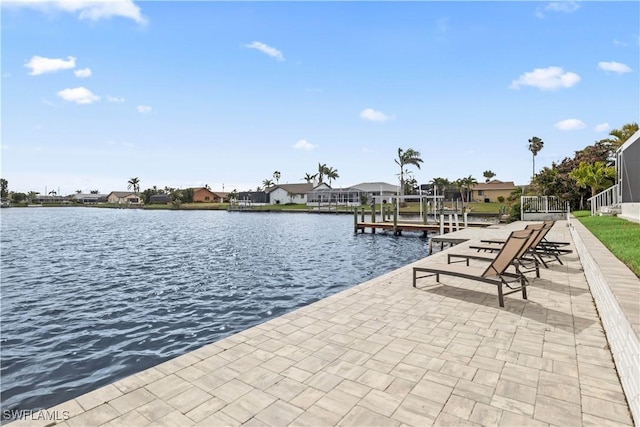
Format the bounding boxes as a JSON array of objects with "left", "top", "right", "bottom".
[
  {"left": 393, "top": 199, "right": 399, "bottom": 235},
  {"left": 361, "top": 207, "right": 365, "bottom": 222},
  {"left": 422, "top": 198, "right": 428, "bottom": 225},
  {"left": 354, "top": 209, "right": 358, "bottom": 234},
  {"left": 370, "top": 203, "right": 376, "bottom": 234}
]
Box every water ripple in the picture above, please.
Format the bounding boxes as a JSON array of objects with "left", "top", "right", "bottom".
[{"left": 1, "top": 207, "right": 437, "bottom": 412}]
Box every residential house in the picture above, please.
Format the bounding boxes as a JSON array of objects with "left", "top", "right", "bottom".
[
  {"left": 192, "top": 187, "right": 217, "bottom": 203},
  {"left": 237, "top": 191, "right": 269, "bottom": 205},
  {"left": 616, "top": 129, "right": 640, "bottom": 222},
  {"left": 470, "top": 180, "right": 517, "bottom": 203},
  {"left": 267, "top": 183, "right": 314, "bottom": 204},
  {"left": 592, "top": 129, "right": 640, "bottom": 222},
  {"left": 306, "top": 182, "right": 400, "bottom": 207},
  {"left": 31, "top": 194, "right": 70, "bottom": 204},
  {"left": 107, "top": 191, "right": 142, "bottom": 205},
  {"left": 350, "top": 182, "right": 400, "bottom": 204},
  {"left": 211, "top": 191, "right": 229, "bottom": 203},
  {"left": 72, "top": 193, "right": 108, "bottom": 204}
]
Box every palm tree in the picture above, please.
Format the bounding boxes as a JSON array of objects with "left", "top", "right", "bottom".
[
  {"left": 395, "top": 148, "right": 423, "bottom": 196},
  {"left": 461, "top": 175, "right": 478, "bottom": 204},
  {"left": 262, "top": 179, "right": 274, "bottom": 189},
  {"left": 605, "top": 122, "right": 638, "bottom": 150},
  {"left": 570, "top": 161, "right": 616, "bottom": 199},
  {"left": 303, "top": 173, "right": 317, "bottom": 184},
  {"left": 430, "top": 177, "right": 451, "bottom": 198},
  {"left": 128, "top": 177, "right": 140, "bottom": 194},
  {"left": 273, "top": 171, "right": 281, "bottom": 184},
  {"left": 528, "top": 137, "right": 544, "bottom": 182},
  {"left": 317, "top": 163, "right": 328, "bottom": 184},
  {"left": 325, "top": 167, "right": 339, "bottom": 186},
  {"left": 483, "top": 170, "right": 496, "bottom": 183}
]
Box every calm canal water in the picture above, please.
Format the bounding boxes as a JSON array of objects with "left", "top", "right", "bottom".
[{"left": 0, "top": 207, "right": 434, "bottom": 413}]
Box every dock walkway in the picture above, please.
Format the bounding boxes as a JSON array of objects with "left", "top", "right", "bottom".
[{"left": 12, "top": 220, "right": 638, "bottom": 426}]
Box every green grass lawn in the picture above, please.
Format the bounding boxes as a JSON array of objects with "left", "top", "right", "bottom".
[{"left": 573, "top": 211, "right": 640, "bottom": 277}]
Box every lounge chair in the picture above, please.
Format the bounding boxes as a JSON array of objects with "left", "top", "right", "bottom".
[
  {"left": 413, "top": 229, "right": 534, "bottom": 307},
  {"left": 447, "top": 222, "right": 544, "bottom": 277},
  {"left": 481, "top": 220, "right": 571, "bottom": 249},
  {"left": 470, "top": 221, "right": 570, "bottom": 267}
]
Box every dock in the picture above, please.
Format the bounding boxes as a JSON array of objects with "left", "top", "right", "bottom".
[{"left": 354, "top": 221, "right": 489, "bottom": 236}]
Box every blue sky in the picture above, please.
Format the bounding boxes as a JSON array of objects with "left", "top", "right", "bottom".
[{"left": 2, "top": 1, "right": 638, "bottom": 195}]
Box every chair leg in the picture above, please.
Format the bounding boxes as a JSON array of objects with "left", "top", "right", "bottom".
[
  {"left": 413, "top": 269, "right": 416, "bottom": 288},
  {"left": 521, "top": 277, "right": 528, "bottom": 300},
  {"left": 497, "top": 283, "right": 504, "bottom": 307}
]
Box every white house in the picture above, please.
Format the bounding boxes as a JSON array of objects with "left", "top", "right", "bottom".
[
  {"left": 267, "top": 183, "right": 314, "bottom": 204},
  {"left": 616, "top": 129, "right": 640, "bottom": 222}
]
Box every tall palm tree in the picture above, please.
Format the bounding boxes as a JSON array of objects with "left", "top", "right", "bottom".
[
  {"left": 528, "top": 137, "right": 544, "bottom": 182},
  {"left": 325, "top": 167, "right": 339, "bottom": 186},
  {"left": 317, "top": 163, "right": 328, "bottom": 184},
  {"left": 262, "top": 179, "right": 274, "bottom": 189},
  {"left": 127, "top": 177, "right": 140, "bottom": 194},
  {"left": 303, "top": 173, "right": 317, "bottom": 183},
  {"left": 395, "top": 148, "right": 423, "bottom": 196},
  {"left": 273, "top": 171, "right": 281, "bottom": 184}
]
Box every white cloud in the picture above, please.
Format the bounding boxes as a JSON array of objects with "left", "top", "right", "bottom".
[
  {"left": 536, "top": 1, "right": 580, "bottom": 18},
  {"left": 510, "top": 66, "right": 580, "bottom": 90},
  {"left": 245, "top": 41, "right": 285, "bottom": 61},
  {"left": 7, "top": 0, "right": 146, "bottom": 24},
  {"left": 292, "top": 139, "right": 317, "bottom": 151},
  {"left": 74, "top": 68, "right": 92, "bottom": 78},
  {"left": 598, "top": 61, "right": 632, "bottom": 74},
  {"left": 25, "top": 55, "right": 76, "bottom": 75},
  {"left": 107, "top": 96, "right": 125, "bottom": 103},
  {"left": 57, "top": 87, "right": 100, "bottom": 104},
  {"left": 555, "top": 119, "right": 586, "bottom": 130},
  {"left": 360, "top": 108, "right": 393, "bottom": 122},
  {"left": 137, "top": 105, "right": 152, "bottom": 113},
  {"left": 594, "top": 123, "right": 610, "bottom": 132}
]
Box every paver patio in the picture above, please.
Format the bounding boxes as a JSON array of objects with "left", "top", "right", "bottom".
[{"left": 9, "top": 220, "right": 637, "bottom": 426}]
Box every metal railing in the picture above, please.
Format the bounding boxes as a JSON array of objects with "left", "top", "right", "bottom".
[{"left": 587, "top": 184, "right": 619, "bottom": 216}]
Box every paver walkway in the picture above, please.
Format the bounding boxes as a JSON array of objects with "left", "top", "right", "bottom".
[{"left": 11, "top": 221, "right": 635, "bottom": 426}]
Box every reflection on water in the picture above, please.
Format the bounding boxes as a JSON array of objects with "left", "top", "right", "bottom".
[{"left": 0, "top": 208, "right": 435, "bottom": 412}]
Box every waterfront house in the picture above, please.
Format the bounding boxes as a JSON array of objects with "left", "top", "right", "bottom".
[
  {"left": 470, "top": 180, "right": 517, "bottom": 203},
  {"left": 350, "top": 182, "right": 400, "bottom": 203},
  {"left": 267, "top": 183, "right": 314, "bottom": 204},
  {"left": 211, "top": 191, "right": 229, "bottom": 203},
  {"left": 306, "top": 182, "right": 399, "bottom": 207},
  {"left": 237, "top": 191, "right": 269, "bottom": 205},
  {"left": 107, "top": 191, "right": 142, "bottom": 205},
  {"left": 72, "top": 193, "right": 108, "bottom": 204},
  {"left": 191, "top": 187, "right": 228, "bottom": 203},
  {"left": 589, "top": 129, "right": 640, "bottom": 222},
  {"left": 31, "top": 194, "right": 71, "bottom": 204}
]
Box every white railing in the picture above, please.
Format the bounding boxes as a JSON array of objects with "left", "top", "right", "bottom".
[
  {"left": 521, "top": 196, "right": 569, "bottom": 213},
  {"left": 588, "top": 184, "right": 619, "bottom": 216}
]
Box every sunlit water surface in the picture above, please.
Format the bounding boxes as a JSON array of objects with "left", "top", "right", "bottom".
[{"left": 1, "top": 207, "right": 436, "bottom": 412}]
